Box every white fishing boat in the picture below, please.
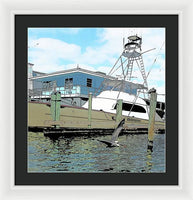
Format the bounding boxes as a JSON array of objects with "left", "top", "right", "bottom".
[{"left": 82, "top": 90, "right": 162, "bottom": 121}]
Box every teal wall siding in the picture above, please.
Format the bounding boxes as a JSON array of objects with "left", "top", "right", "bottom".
[
  {"left": 33, "top": 72, "right": 105, "bottom": 95},
  {"left": 32, "top": 71, "right": 137, "bottom": 96}
]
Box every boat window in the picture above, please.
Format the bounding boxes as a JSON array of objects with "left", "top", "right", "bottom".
[
  {"left": 145, "top": 99, "right": 165, "bottom": 110},
  {"left": 114, "top": 102, "right": 146, "bottom": 113},
  {"left": 87, "top": 78, "right": 92, "bottom": 87}
]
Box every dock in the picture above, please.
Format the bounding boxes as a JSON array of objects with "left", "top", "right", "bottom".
[{"left": 28, "top": 101, "right": 165, "bottom": 137}]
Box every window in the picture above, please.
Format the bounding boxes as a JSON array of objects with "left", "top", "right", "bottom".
[
  {"left": 114, "top": 102, "right": 146, "bottom": 113},
  {"left": 87, "top": 78, "right": 92, "bottom": 87},
  {"left": 42, "top": 81, "right": 56, "bottom": 90},
  {"left": 65, "top": 78, "right": 73, "bottom": 89}
]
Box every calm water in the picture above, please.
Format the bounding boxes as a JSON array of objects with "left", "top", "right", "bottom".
[{"left": 28, "top": 132, "right": 165, "bottom": 173}]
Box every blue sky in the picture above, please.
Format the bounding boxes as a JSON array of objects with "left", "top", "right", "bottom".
[{"left": 28, "top": 27, "right": 165, "bottom": 101}]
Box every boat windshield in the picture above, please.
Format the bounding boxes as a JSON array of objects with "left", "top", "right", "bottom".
[{"left": 114, "top": 102, "right": 146, "bottom": 113}]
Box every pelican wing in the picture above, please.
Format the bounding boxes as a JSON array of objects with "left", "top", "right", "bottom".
[
  {"left": 111, "top": 126, "right": 123, "bottom": 143},
  {"left": 98, "top": 140, "right": 112, "bottom": 146},
  {"left": 111, "top": 119, "right": 125, "bottom": 143}
]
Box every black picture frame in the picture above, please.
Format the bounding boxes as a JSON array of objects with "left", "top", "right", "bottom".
[{"left": 15, "top": 15, "right": 178, "bottom": 185}]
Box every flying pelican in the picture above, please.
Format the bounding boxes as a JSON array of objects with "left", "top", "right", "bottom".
[{"left": 98, "top": 119, "right": 125, "bottom": 147}]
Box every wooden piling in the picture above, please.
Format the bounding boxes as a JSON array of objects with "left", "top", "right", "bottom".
[
  {"left": 88, "top": 93, "right": 92, "bottom": 128},
  {"left": 55, "top": 92, "right": 61, "bottom": 121},
  {"left": 116, "top": 99, "right": 123, "bottom": 123},
  {"left": 50, "top": 91, "right": 61, "bottom": 123},
  {"left": 51, "top": 93, "right": 56, "bottom": 121},
  {"left": 147, "top": 88, "right": 157, "bottom": 152}
]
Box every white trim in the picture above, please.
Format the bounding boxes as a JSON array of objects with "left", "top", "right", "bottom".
[
  {"left": 178, "top": 10, "right": 183, "bottom": 192},
  {"left": 0, "top": 0, "right": 190, "bottom": 198},
  {"left": 11, "top": 10, "right": 182, "bottom": 15}
]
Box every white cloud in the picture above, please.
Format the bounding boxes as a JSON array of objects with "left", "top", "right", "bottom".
[
  {"left": 29, "top": 38, "right": 82, "bottom": 72},
  {"left": 97, "top": 66, "right": 112, "bottom": 74},
  {"left": 65, "top": 64, "right": 96, "bottom": 72},
  {"left": 156, "top": 87, "right": 165, "bottom": 102},
  {"left": 33, "top": 64, "right": 65, "bottom": 73},
  {"left": 31, "top": 38, "right": 81, "bottom": 60}
]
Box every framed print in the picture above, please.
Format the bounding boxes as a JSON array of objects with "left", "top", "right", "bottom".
[
  {"left": 14, "top": 14, "right": 177, "bottom": 185},
  {"left": 1, "top": 0, "right": 193, "bottom": 199}
]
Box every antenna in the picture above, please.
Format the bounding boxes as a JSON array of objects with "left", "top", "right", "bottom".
[
  {"left": 146, "top": 41, "right": 165, "bottom": 78},
  {"left": 123, "top": 37, "right": 125, "bottom": 48}
]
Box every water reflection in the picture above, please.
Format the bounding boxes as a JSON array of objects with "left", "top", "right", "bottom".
[
  {"left": 145, "top": 149, "right": 153, "bottom": 173},
  {"left": 28, "top": 132, "right": 165, "bottom": 173}
]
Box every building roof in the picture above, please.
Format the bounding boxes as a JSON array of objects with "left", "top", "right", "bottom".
[
  {"left": 31, "top": 67, "right": 113, "bottom": 80},
  {"left": 33, "top": 71, "right": 46, "bottom": 75}
]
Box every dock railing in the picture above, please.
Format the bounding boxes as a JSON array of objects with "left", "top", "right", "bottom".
[{"left": 28, "top": 85, "right": 99, "bottom": 100}]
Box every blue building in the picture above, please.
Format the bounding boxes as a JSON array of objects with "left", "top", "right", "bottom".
[{"left": 28, "top": 65, "right": 144, "bottom": 106}]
